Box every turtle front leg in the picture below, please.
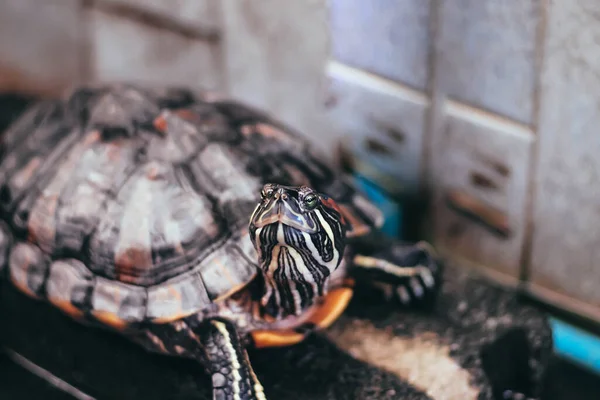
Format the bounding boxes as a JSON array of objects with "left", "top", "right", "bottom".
[
  {"left": 138, "top": 318, "right": 266, "bottom": 400},
  {"left": 201, "top": 319, "right": 267, "bottom": 400},
  {"left": 349, "top": 233, "right": 443, "bottom": 306}
]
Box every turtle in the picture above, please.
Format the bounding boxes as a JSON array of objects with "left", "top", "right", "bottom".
[{"left": 0, "top": 84, "right": 443, "bottom": 400}]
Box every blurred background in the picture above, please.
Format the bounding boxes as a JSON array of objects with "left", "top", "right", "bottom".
[{"left": 1, "top": 0, "right": 600, "bottom": 398}]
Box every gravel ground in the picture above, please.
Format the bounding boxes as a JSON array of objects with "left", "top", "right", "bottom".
[{"left": 2, "top": 350, "right": 599, "bottom": 400}]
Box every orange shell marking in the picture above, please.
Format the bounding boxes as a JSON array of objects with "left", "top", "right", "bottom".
[
  {"left": 50, "top": 299, "right": 85, "bottom": 321},
  {"left": 153, "top": 115, "right": 168, "bottom": 133},
  {"left": 10, "top": 278, "right": 40, "bottom": 300},
  {"left": 251, "top": 278, "right": 355, "bottom": 348},
  {"left": 92, "top": 310, "right": 129, "bottom": 331}
]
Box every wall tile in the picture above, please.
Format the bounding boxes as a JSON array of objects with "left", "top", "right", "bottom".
[
  {"left": 326, "top": 63, "right": 428, "bottom": 196},
  {"left": 529, "top": 0, "right": 600, "bottom": 315},
  {"left": 431, "top": 103, "right": 533, "bottom": 279},
  {"left": 89, "top": 8, "right": 223, "bottom": 90},
  {"left": 0, "top": 0, "right": 83, "bottom": 95},
  {"left": 329, "top": 0, "right": 432, "bottom": 90},
  {"left": 220, "top": 0, "right": 331, "bottom": 151},
  {"left": 97, "top": 0, "right": 218, "bottom": 30},
  {"left": 437, "top": 0, "right": 540, "bottom": 124}
]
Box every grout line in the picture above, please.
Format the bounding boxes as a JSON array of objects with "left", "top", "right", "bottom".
[
  {"left": 4, "top": 348, "right": 96, "bottom": 400},
  {"left": 444, "top": 99, "right": 535, "bottom": 141},
  {"left": 78, "top": 0, "right": 94, "bottom": 85},
  {"left": 525, "top": 283, "right": 600, "bottom": 328},
  {"left": 207, "top": 0, "right": 229, "bottom": 93},
  {"left": 326, "top": 60, "right": 430, "bottom": 106},
  {"left": 85, "top": 0, "right": 221, "bottom": 42},
  {"left": 420, "top": 0, "right": 444, "bottom": 234},
  {"left": 518, "top": 0, "right": 550, "bottom": 285}
]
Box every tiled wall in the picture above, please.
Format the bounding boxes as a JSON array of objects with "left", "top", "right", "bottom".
[
  {"left": 326, "top": 0, "right": 600, "bottom": 324},
  {"left": 1, "top": 0, "right": 600, "bottom": 324}
]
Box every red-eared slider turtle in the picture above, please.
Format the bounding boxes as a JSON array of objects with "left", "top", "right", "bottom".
[{"left": 0, "top": 84, "right": 442, "bottom": 400}]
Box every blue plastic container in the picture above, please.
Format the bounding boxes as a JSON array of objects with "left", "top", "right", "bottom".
[{"left": 551, "top": 317, "right": 600, "bottom": 375}]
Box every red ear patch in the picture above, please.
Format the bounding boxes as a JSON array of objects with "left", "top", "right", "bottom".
[{"left": 320, "top": 196, "right": 347, "bottom": 225}]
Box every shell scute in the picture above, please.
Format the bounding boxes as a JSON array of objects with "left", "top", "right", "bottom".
[
  {"left": 0, "top": 123, "right": 79, "bottom": 222},
  {"left": 146, "top": 268, "right": 210, "bottom": 323},
  {"left": 91, "top": 276, "right": 147, "bottom": 328},
  {"left": 46, "top": 258, "right": 94, "bottom": 319},
  {"left": 26, "top": 130, "right": 102, "bottom": 253},
  {"left": 186, "top": 142, "right": 263, "bottom": 232},
  {"left": 199, "top": 242, "right": 257, "bottom": 301},
  {"left": 89, "top": 160, "right": 224, "bottom": 286},
  {"left": 25, "top": 132, "right": 145, "bottom": 256},
  {"left": 55, "top": 136, "right": 145, "bottom": 254},
  {"left": 86, "top": 86, "right": 160, "bottom": 136},
  {"left": 8, "top": 241, "right": 48, "bottom": 298},
  {"left": 149, "top": 109, "right": 209, "bottom": 162}
]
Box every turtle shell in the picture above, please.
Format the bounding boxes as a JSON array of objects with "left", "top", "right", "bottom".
[{"left": 0, "top": 84, "right": 383, "bottom": 329}]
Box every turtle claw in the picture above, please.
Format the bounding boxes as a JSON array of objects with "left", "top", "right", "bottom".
[
  {"left": 395, "top": 285, "right": 412, "bottom": 305},
  {"left": 411, "top": 276, "right": 425, "bottom": 297},
  {"left": 393, "top": 277, "right": 428, "bottom": 306},
  {"left": 351, "top": 239, "right": 444, "bottom": 308},
  {"left": 418, "top": 267, "right": 436, "bottom": 289}
]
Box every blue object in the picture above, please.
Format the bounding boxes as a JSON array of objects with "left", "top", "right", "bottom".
[
  {"left": 352, "top": 173, "right": 403, "bottom": 238},
  {"left": 551, "top": 317, "right": 600, "bottom": 375}
]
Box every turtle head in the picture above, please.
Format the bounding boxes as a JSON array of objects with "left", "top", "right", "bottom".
[{"left": 248, "top": 183, "right": 347, "bottom": 316}]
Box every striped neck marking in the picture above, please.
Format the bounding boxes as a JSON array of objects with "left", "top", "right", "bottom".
[{"left": 249, "top": 184, "right": 347, "bottom": 318}]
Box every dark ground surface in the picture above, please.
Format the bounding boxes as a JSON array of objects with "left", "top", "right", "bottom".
[
  {"left": 2, "top": 350, "right": 599, "bottom": 400},
  {"left": 0, "top": 262, "right": 563, "bottom": 400}
]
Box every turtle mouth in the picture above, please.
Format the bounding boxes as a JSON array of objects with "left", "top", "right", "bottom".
[{"left": 250, "top": 197, "right": 319, "bottom": 234}]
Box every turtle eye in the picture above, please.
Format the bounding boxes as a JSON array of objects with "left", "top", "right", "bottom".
[
  {"left": 261, "top": 186, "right": 274, "bottom": 199},
  {"left": 303, "top": 193, "right": 319, "bottom": 210}
]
